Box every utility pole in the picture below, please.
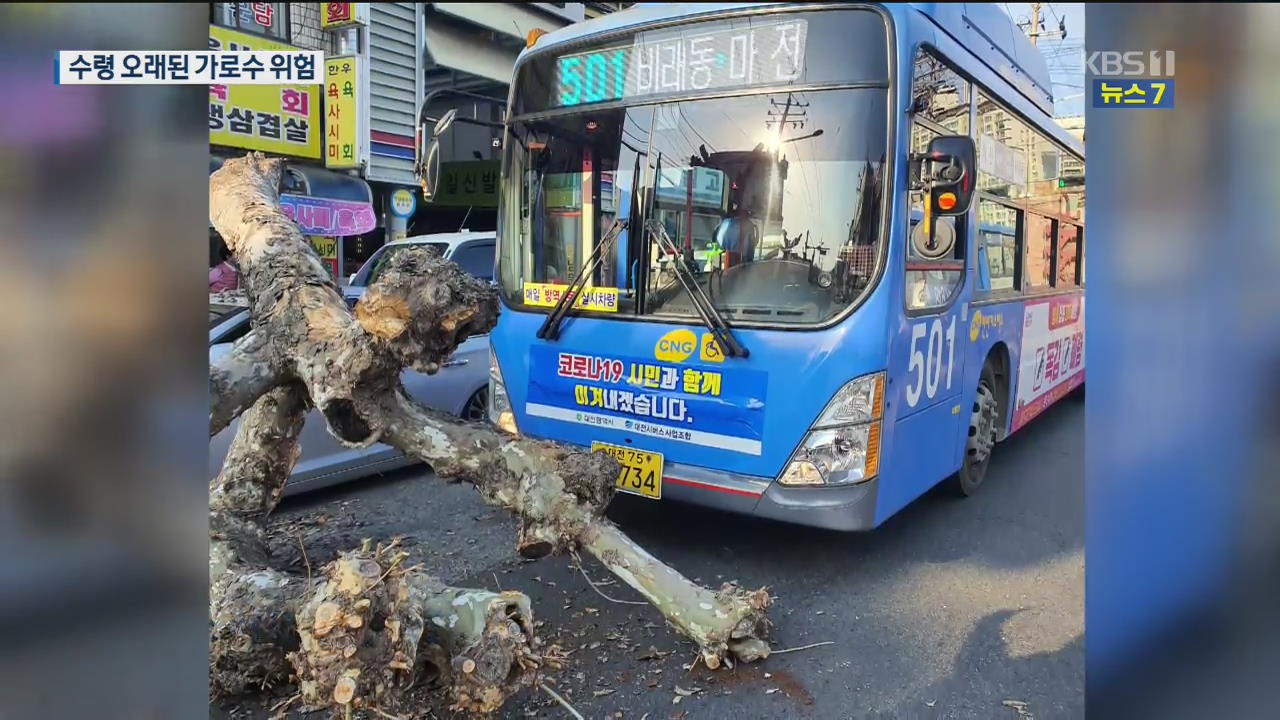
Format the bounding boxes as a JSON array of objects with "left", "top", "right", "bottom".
[{"left": 1018, "top": 2, "right": 1067, "bottom": 46}]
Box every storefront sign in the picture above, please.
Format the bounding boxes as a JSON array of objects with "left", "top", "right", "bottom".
[
  {"left": 308, "top": 235, "right": 340, "bottom": 280},
  {"left": 323, "top": 55, "right": 359, "bottom": 168},
  {"left": 280, "top": 194, "right": 376, "bottom": 236},
  {"left": 320, "top": 3, "right": 367, "bottom": 30},
  {"left": 208, "top": 25, "right": 321, "bottom": 160},
  {"left": 434, "top": 160, "right": 500, "bottom": 207},
  {"left": 389, "top": 188, "right": 417, "bottom": 218}
]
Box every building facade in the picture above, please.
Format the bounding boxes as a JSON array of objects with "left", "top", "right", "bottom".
[
  {"left": 208, "top": 2, "right": 375, "bottom": 283},
  {"left": 209, "top": 2, "right": 629, "bottom": 282}
]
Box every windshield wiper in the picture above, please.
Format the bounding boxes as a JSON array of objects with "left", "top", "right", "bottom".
[
  {"left": 643, "top": 219, "right": 748, "bottom": 359},
  {"left": 537, "top": 217, "right": 627, "bottom": 341}
]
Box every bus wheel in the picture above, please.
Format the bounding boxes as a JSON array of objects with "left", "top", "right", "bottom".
[{"left": 951, "top": 362, "right": 1000, "bottom": 496}]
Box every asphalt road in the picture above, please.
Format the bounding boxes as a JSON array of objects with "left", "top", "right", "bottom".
[{"left": 236, "top": 395, "right": 1082, "bottom": 720}]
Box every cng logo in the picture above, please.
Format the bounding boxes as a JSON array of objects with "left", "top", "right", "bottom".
[{"left": 654, "top": 328, "right": 697, "bottom": 363}]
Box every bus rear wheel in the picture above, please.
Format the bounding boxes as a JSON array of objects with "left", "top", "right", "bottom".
[{"left": 950, "top": 362, "right": 1000, "bottom": 496}]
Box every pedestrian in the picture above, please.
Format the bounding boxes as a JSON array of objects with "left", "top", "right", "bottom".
[{"left": 209, "top": 231, "right": 240, "bottom": 293}]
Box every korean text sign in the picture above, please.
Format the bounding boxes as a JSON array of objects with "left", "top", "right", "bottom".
[
  {"left": 322, "top": 3, "right": 354, "bottom": 29},
  {"left": 324, "top": 56, "right": 359, "bottom": 169},
  {"left": 56, "top": 51, "right": 321, "bottom": 84},
  {"left": 524, "top": 346, "right": 768, "bottom": 456},
  {"left": 321, "top": 3, "right": 367, "bottom": 30},
  {"left": 279, "top": 194, "right": 376, "bottom": 236},
  {"left": 1091, "top": 79, "right": 1175, "bottom": 109},
  {"left": 433, "top": 161, "right": 501, "bottom": 207},
  {"left": 208, "top": 25, "right": 321, "bottom": 160},
  {"left": 308, "top": 236, "right": 340, "bottom": 281}
]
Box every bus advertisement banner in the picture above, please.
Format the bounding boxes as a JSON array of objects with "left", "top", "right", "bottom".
[
  {"left": 523, "top": 344, "right": 769, "bottom": 456},
  {"left": 1012, "top": 295, "right": 1085, "bottom": 432}
]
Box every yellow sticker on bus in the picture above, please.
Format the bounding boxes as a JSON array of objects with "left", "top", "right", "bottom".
[{"left": 522, "top": 283, "right": 619, "bottom": 312}]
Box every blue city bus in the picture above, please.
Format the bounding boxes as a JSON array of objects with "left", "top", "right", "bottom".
[{"left": 475, "top": 3, "right": 1085, "bottom": 530}]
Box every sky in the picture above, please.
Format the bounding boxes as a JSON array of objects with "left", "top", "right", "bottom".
[{"left": 1005, "top": 2, "right": 1086, "bottom": 117}]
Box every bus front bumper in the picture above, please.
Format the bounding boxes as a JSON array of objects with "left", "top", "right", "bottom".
[{"left": 653, "top": 461, "right": 880, "bottom": 532}]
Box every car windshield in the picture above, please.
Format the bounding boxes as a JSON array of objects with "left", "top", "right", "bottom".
[
  {"left": 210, "top": 303, "right": 245, "bottom": 329},
  {"left": 362, "top": 242, "right": 450, "bottom": 286},
  {"left": 499, "top": 9, "right": 890, "bottom": 326}
]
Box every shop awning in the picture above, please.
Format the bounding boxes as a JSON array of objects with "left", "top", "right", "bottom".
[
  {"left": 422, "top": 21, "right": 520, "bottom": 84},
  {"left": 209, "top": 153, "right": 372, "bottom": 204},
  {"left": 282, "top": 164, "right": 372, "bottom": 205}
]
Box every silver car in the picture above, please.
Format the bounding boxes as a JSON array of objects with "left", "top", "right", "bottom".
[{"left": 209, "top": 232, "right": 495, "bottom": 495}]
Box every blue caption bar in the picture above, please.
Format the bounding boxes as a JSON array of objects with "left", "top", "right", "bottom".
[{"left": 1092, "top": 78, "right": 1175, "bottom": 109}]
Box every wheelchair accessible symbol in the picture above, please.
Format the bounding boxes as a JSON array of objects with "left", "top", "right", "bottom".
[{"left": 699, "top": 333, "right": 725, "bottom": 363}]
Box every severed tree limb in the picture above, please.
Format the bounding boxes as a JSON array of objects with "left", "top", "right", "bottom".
[
  {"left": 210, "top": 383, "right": 311, "bottom": 696},
  {"left": 291, "top": 542, "right": 544, "bottom": 715},
  {"left": 381, "top": 391, "right": 773, "bottom": 668},
  {"left": 209, "top": 329, "right": 284, "bottom": 437},
  {"left": 580, "top": 524, "right": 771, "bottom": 668}
]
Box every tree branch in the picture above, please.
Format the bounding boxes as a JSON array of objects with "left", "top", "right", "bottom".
[{"left": 209, "top": 329, "right": 284, "bottom": 437}]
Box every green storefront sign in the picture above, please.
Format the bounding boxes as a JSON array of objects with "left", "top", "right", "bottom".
[{"left": 434, "top": 160, "right": 500, "bottom": 207}]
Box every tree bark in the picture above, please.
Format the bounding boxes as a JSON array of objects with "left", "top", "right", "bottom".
[
  {"left": 209, "top": 383, "right": 310, "bottom": 696},
  {"left": 209, "top": 329, "right": 283, "bottom": 437}
]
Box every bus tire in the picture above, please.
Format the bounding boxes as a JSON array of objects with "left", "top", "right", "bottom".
[{"left": 950, "top": 361, "right": 1000, "bottom": 497}]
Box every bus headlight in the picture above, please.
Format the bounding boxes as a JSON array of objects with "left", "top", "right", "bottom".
[
  {"left": 489, "top": 348, "right": 519, "bottom": 436},
  {"left": 778, "top": 372, "right": 884, "bottom": 487}
]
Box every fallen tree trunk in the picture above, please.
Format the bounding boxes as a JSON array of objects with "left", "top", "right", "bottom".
[
  {"left": 208, "top": 384, "right": 544, "bottom": 710},
  {"left": 208, "top": 152, "right": 774, "bottom": 712}
]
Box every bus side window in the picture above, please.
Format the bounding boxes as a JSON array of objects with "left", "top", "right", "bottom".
[
  {"left": 978, "top": 198, "right": 1019, "bottom": 293},
  {"left": 905, "top": 47, "right": 970, "bottom": 313}
]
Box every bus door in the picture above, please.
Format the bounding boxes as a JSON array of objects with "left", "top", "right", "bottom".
[
  {"left": 899, "top": 216, "right": 969, "bottom": 418},
  {"left": 884, "top": 213, "right": 970, "bottom": 517}
]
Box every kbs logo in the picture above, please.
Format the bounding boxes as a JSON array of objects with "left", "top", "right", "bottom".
[
  {"left": 1088, "top": 50, "right": 1176, "bottom": 110},
  {"left": 1085, "top": 51, "right": 1175, "bottom": 77},
  {"left": 654, "top": 329, "right": 697, "bottom": 363}
]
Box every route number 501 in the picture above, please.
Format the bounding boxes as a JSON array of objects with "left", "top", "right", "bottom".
[{"left": 906, "top": 316, "right": 957, "bottom": 408}]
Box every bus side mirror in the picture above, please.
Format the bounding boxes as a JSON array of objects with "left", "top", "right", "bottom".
[
  {"left": 415, "top": 109, "right": 458, "bottom": 203},
  {"left": 925, "top": 135, "right": 976, "bottom": 216}
]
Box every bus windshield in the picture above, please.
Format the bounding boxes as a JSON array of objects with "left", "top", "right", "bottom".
[{"left": 499, "top": 8, "right": 890, "bottom": 327}]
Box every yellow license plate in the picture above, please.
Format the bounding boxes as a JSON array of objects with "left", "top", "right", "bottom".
[{"left": 591, "top": 442, "right": 663, "bottom": 500}]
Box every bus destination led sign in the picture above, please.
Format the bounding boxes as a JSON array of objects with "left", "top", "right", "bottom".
[{"left": 555, "top": 19, "right": 809, "bottom": 108}]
